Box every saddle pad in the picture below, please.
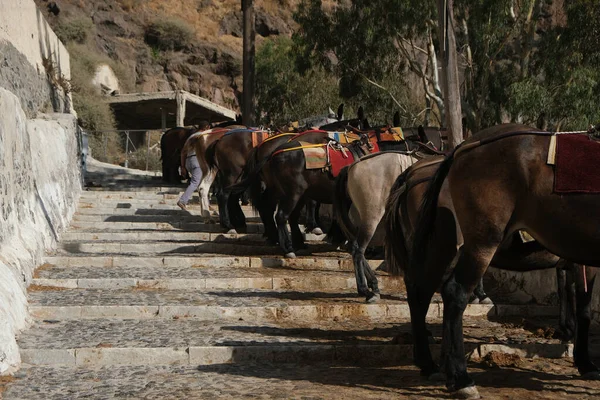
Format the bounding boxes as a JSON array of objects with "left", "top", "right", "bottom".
[
  {"left": 379, "top": 127, "right": 404, "bottom": 142},
  {"left": 252, "top": 131, "right": 270, "bottom": 147},
  {"left": 328, "top": 142, "right": 380, "bottom": 177},
  {"left": 554, "top": 134, "right": 600, "bottom": 193},
  {"left": 327, "top": 131, "right": 362, "bottom": 144},
  {"left": 300, "top": 141, "right": 327, "bottom": 170}
]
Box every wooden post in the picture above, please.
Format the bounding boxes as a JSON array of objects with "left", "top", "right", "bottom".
[
  {"left": 437, "top": 0, "right": 463, "bottom": 149},
  {"left": 176, "top": 91, "right": 186, "bottom": 127},
  {"left": 242, "top": 0, "right": 256, "bottom": 126}
]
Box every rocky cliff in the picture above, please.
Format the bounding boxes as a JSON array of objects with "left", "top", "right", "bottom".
[{"left": 34, "top": 0, "right": 297, "bottom": 112}]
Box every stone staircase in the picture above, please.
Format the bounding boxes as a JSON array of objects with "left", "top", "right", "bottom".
[{"left": 2, "top": 174, "right": 597, "bottom": 399}]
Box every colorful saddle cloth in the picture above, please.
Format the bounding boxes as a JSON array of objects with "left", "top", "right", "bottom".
[
  {"left": 550, "top": 134, "right": 600, "bottom": 193},
  {"left": 377, "top": 127, "right": 404, "bottom": 142},
  {"left": 299, "top": 141, "right": 328, "bottom": 170},
  {"left": 252, "top": 130, "right": 270, "bottom": 147},
  {"left": 327, "top": 131, "right": 363, "bottom": 144},
  {"left": 327, "top": 141, "right": 380, "bottom": 177}
]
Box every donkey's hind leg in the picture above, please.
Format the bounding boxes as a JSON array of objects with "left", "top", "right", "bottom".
[
  {"left": 352, "top": 220, "right": 380, "bottom": 303},
  {"left": 440, "top": 244, "right": 498, "bottom": 399},
  {"left": 469, "top": 278, "right": 492, "bottom": 304},
  {"left": 304, "top": 200, "right": 323, "bottom": 235},
  {"left": 405, "top": 279, "right": 439, "bottom": 379},
  {"left": 289, "top": 199, "right": 308, "bottom": 251},
  {"left": 257, "top": 188, "right": 278, "bottom": 245},
  {"left": 199, "top": 168, "right": 216, "bottom": 221},
  {"left": 573, "top": 266, "right": 599, "bottom": 379},
  {"left": 275, "top": 193, "right": 302, "bottom": 258}
]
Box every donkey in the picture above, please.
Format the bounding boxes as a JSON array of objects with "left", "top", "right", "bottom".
[
  {"left": 183, "top": 125, "right": 244, "bottom": 218},
  {"left": 160, "top": 126, "right": 200, "bottom": 183},
  {"left": 385, "top": 124, "right": 598, "bottom": 398}
]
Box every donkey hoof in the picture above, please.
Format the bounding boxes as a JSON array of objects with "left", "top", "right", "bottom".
[
  {"left": 311, "top": 227, "right": 324, "bottom": 235},
  {"left": 454, "top": 386, "right": 480, "bottom": 399},
  {"left": 226, "top": 229, "right": 238, "bottom": 235},
  {"left": 479, "top": 297, "right": 493, "bottom": 305},
  {"left": 284, "top": 252, "right": 296, "bottom": 259},
  {"left": 365, "top": 293, "right": 381, "bottom": 303},
  {"left": 582, "top": 371, "right": 600, "bottom": 380},
  {"left": 469, "top": 297, "right": 480, "bottom": 304}
]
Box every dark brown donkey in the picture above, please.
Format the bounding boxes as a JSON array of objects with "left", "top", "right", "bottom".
[
  {"left": 385, "top": 124, "right": 598, "bottom": 398},
  {"left": 160, "top": 126, "right": 200, "bottom": 183},
  {"left": 209, "top": 130, "right": 333, "bottom": 236}
]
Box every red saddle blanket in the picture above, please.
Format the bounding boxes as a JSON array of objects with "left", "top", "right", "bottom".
[
  {"left": 328, "top": 142, "right": 380, "bottom": 177},
  {"left": 554, "top": 134, "right": 600, "bottom": 193}
]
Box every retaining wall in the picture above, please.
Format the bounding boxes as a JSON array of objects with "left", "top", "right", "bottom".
[{"left": 0, "top": 0, "right": 80, "bottom": 374}]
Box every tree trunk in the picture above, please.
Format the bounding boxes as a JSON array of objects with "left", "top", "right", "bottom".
[
  {"left": 437, "top": 0, "right": 463, "bottom": 148},
  {"left": 242, "top": 0, "right": 255, "bottom": 126}
]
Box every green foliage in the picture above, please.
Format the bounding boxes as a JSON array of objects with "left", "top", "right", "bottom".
[
  {"left": 127, "top": 147, "right": 162, "bottom": 171},
  {"left": 144, "top": 18, "right": 195, "bottom": 51},
  {"left": 256, "top": 37, "right": 341, "bottom": 126},
  {"left": 256, "top": 37, "right": 419, "bottom": 127},
  {"left": 55, "top": 18, "right": 95, "bottom": 44},
  {"left": 68, "top": 44, "right": 117, "bottom": 133}
]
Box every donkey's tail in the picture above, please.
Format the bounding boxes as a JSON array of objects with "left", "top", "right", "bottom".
[
  {"left": 384, "top": 171, "right": 410, "bottom": 276},
  {"left": 328, "top": 166, "right": 356, "bottom": 243},
  {"left": 409, "top": 150, "right": 456, "bottom": 276},
  {"left": 227, "top": 147, "right": 268, "bottom": 207},
  {"left": 159, "top": 132, "right": 166, "bottom": 161}
]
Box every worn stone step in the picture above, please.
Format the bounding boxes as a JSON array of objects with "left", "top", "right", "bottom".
[
  {"left": 8, "top": 358, "right": 600, "bottom": 400},
  {"left": 60, "top": 231, "right": 325, "bottom": 243},
  {"left": 42, "top": 255, "right": 382, "bottom": 271},
  {"left": 72, "top": 214, "right": 263, "bottom": 223},
  {"left": 70, "top": 220, "right": 265, "bottom": 232},
  {"left": 18, "top": 318, "right": 579, "bottom": 367},
  {"left": 74, "top": 207, "right": 256, "bottom": 217},
  {"left": 32, "top": 266, "right": 403, "bottom": 291},
  {"left": 28, "top": 287, "right": 557, "bottom": 321},
  {"left": 28, "top": 287, "right": 416, "bottom": 321},
  {"left": 55, "top": 240, "right": 340, "bottom": 256}
]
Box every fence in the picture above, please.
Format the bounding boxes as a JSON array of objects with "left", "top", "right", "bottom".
[{"left": 85, "top": 129, "right": 167, "bottom": 172}]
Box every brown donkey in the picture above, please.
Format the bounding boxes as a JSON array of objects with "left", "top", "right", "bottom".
[{"left": 386, "top": 124, "right": 598, "bottom": 398}]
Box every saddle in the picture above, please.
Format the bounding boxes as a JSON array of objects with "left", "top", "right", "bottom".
[
  {"left": 549, "top": 133, "right": 600, "bottom": 193},
  {"left": 327, "top": 139, "right": 380, "bottom": 177}
]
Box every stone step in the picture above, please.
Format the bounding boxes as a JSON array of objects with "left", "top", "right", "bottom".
[
  {"left": 28, "top": 287, "right": 557, "bottom": 321},
  {"left": 9, "top": 358, "right": 600, "bottom": 400},
  {"left": 56, "top": 240, "right": 340, "bottom": 256},
  {"left": 42, "top": 255, "right": 380, "bottom": 271},
  {"left": 83, "top": 184, "right": 181, "bottom": 192},
  {"left": 80, "top": 192, "right": 202, "bottom": 201},
  {"left": 74, "top": 207, "right": 256, "bottom": 216},
  {"left": 70, "top": 220, "right": 266, "bottom": 232},
  {"left": 60, "top": 231, "right": 325, "bottom": 242},
  {"left": 32, "top": 266, "right": 403, "bottom": 292},
  {"left": 18, "top": 318, "right": 578, "bottom": 367},
  {"left": 72, "top": 214, "right": 263, "bottom": 223}
]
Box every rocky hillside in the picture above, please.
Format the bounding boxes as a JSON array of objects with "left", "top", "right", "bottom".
[{"left": 35, "top": 0, "right": 298, "bottom": 112}]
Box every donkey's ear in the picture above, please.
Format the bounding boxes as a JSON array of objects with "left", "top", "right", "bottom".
[
  {"left": 337, "top": 103, "right": 344, "bottom": 120},
  {"left": 393, "top": 111, "right": 400, "bottom": 127},
  {"left": 357, "top": 106, "right": 365, "bottom": 121},
  {"left": 363, "top": 118, "right": 370, "bottom": 130}
]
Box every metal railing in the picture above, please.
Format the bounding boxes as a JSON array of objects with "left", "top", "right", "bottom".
[{"left": 85, "top": 129, "right": 167, "bottom": 171}]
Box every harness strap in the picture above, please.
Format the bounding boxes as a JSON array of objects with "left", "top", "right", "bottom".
[{"left": 271, "top": 143, "right": 328, "bottom": 157}]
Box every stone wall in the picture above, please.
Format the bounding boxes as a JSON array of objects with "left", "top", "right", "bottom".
[
  {"left": 488, "top": 268, "right": 600, "bottom": 322},
  {"left": 0, "top": 0, "right": 72, "bottom": 116},
  {"left": 0, "top": 0, "right": 81, "bottom": 374}
]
